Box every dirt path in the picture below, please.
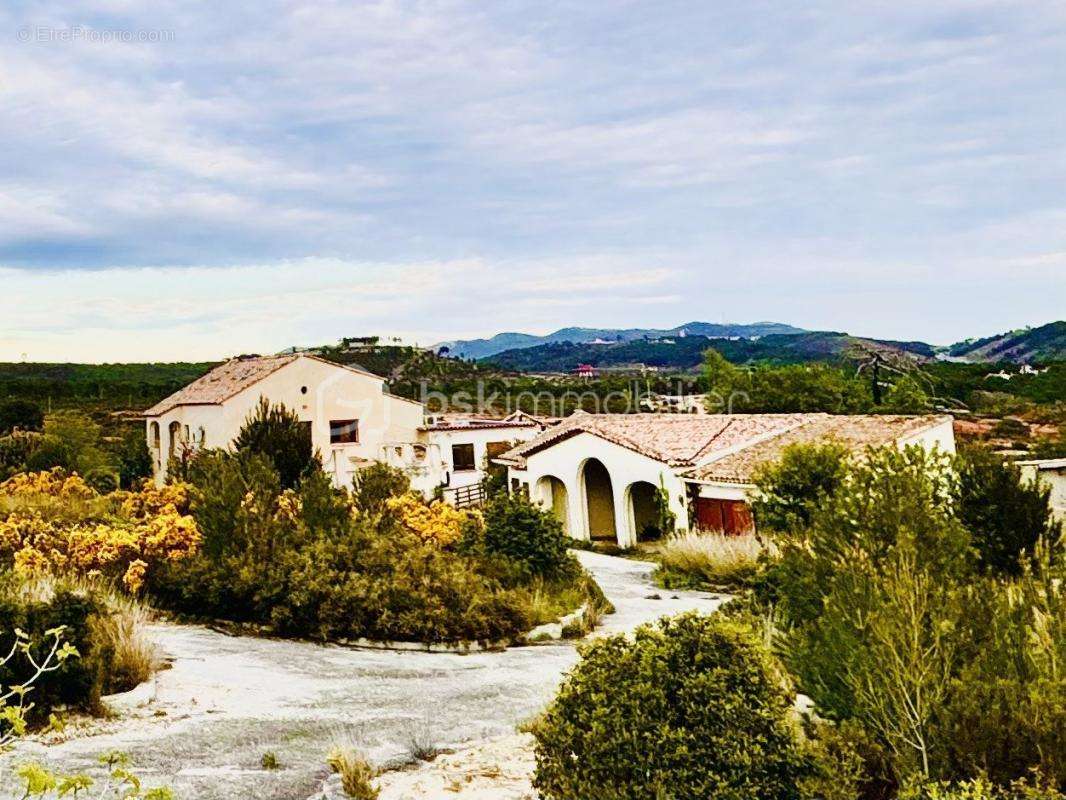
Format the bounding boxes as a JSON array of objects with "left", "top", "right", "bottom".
[{"left": 2, "top": 552, "right": 726, "bottom": 799}]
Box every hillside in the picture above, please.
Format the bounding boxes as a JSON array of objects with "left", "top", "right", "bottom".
[
  {"left": 947, "top": 321, "right": 1066, "bottom": 363},
  {"left": 435, "top": 321, "right": 806, "bottom": 360},
  {"left": 484, "top": 331, "right": 935, "bottom": 372}
]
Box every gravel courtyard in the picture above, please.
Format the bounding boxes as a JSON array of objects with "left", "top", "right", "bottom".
[{"left": 2, "top": 552, "right": 727, "bottom": 799}]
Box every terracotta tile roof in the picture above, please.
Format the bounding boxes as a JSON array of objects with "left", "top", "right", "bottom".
[
  {"left": 143, "top": 354, "right": 384, "bottom": 416},
  {"left": 496, "top": 413, "right": 812, "bottom": 468},
  {"left": 684, "top": 414, "right": 952, "bottom": 484},
  {"left": 419, "top": 415, "right": 543, "bottom": 433}
]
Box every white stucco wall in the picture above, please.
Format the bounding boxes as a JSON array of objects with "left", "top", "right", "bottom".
[
  {"left": 146, "top": 357, "right": 424, "bottom": 488},
  {"left": 1020, "top": 463, "right": 1066, "bottom": 522},
  {"left": 898, "top": 418, "right": 957, "bottom": 455},
  {"left": 423, "top": 426, "right": 541, "bottom": 491},
  {"left": 509, "top": 431, "right": 690, "bottom": 548}
]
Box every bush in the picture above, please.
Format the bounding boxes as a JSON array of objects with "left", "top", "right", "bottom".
[
  {"left": 351, "top": 462, "right": 410, "bottom": 515},
  {"left": 939, "top": 542, "right": 1066, "bottom": 787},
  {"left": 481, "top": 493, "right": 572, "bottom": 578},
  {"left": 232, "top": 398, "right": 317, "bottom": 489},
  {"left": 532, "top": 612, "right": 809, "bottom": 800},
  {"left": 0, "top": 470, "right": 201, "bottom": 594},
  {"left": 117, "top": 429, "right": 154, "bottom": 490},
  {"left": 0, "top": 430, "right": 42, "bottom": 481},
  {"left": 0, "top": 400, "right": 43, "bottom": 435},
  {"left": 751, "top": 441, "right": 851, "bottom": 534},
  {"left": 84, "top": 467, "right": 119, "bottom": 495},
  {"left": 954, "top": 448, "right": 1061, "bottom": 575},
  {"left": 0, "top": 577, "right": 113, "bottom": 720},
  {"left": 153, "top": 453, "right": 556, "bottom": 644}
]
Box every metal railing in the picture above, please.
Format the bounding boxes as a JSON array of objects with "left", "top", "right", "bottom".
[{"left": 443, "top": 483, "right": 486, "bottom": 509}]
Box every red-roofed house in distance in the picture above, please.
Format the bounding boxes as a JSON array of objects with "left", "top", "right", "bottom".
[{"left": 495, "top": 412, "right": 955, "bottom": 547}]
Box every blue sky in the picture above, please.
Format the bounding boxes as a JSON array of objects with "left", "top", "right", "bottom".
[{"left": 2, "top": 0, "right": 1065, "bottom": 361}]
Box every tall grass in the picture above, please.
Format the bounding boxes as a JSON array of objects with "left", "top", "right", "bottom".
[
  {"left": 6, "top": 575, "right": 161, "bottom": 694},
  {"left": 656, "top": 530, "right": 777, "bottom": 589},
  {"left": 328, "top": 736, "right": 379, "bottom": 800},
  {"left": 91, "top": 587, "right": 162, "bottom": 694}
]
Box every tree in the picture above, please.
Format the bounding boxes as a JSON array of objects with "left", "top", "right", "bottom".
[
  {"left": 771, "top": 447, "right": 974, "bottom": 784},
  {"left": 954, "top": 448, "right": 1061, "bottom": 575},
  {"left": 882, "top": 375, "right": 933, "bottom": 413},
  {"left": 0, "top": 400, "right": 43, "bottom": 435},
  {"left": 232, "top": 398, "right": 317, "bottom": 489},
  {"left": 24, "top": 411, "right": 107, "bottom": 475},
  {"left": 118, "top": 428, "right": 154, "bottom": 489},
  {"left": 701, "top": 347, "right": 744, "bottom": 411},
  {"left": 481, "top": 492, "right": 572, "bottom": 578},
  {"left": 533, "top": 613, "right": 809, "bottom": 800},
  {"left": 351, "top": 462, "right": 410, "bottom": 515},
  {"left": 751, "top": 441, "right": 851, "bottom": 534}
]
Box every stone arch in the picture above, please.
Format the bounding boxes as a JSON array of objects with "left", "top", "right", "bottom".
[
  {"left": 627, "top": 480, "right": 661, "bottom": 542},
  {"left": 167, "top": 420, "right": 182, "bottom": 459},
  {"left": 535, "top": 475, "right": 570, "bottom": 536},
  {"left": 579, "top": 458, "right": 616, "bottom": 541}
]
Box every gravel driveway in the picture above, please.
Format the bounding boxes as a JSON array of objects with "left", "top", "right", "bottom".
[{"left": 2, "top": 552, "right": 726, "bottom": 799}]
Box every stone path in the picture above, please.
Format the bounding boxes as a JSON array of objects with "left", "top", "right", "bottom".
[{"left": 2, "top": 552, "right": 727, "bottom": 799}]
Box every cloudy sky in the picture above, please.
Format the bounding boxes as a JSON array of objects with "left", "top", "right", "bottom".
[{"left": 2, "top": 0, "right": 1065, "bottom": 362}]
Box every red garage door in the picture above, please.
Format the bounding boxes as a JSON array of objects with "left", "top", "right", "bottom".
[{"left": 694, "top": 498, "right": 754, "bottom": 535}]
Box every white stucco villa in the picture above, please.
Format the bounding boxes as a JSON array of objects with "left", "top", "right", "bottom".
[
  {"left": 496, "top": 412, "right": 956, "bottom": 547},
  {"left": 143, "top": 354, "right": 544, "bottom": 500}
]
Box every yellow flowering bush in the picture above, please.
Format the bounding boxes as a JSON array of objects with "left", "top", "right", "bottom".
[
  {"left": 386, "top": 492, "right": 476, "bottom": 547},
  {"left": 0, "top": 471, "right": 201, "bottom": 593},
  {"left": 120, "top": 481, "right": 191, "bottom": 519},
  {"left": 0, "top": 468, "right": 96, "bottom": 501}
]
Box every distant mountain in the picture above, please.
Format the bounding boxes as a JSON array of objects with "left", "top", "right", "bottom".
[
  {"left": 946, "top": 321, "right": 1066, "bottom": 364},
  {"left": 485, "top": 331, "right": 935, "bottom": 373},
  {"left": 434, "top": 321, "right": 807, "bottom": 360}
]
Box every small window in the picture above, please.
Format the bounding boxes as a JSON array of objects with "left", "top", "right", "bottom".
[
  {"left": 330, "top": 419, "right": 359, "bottom": 444},
  {"left": 150, "top": 421, "right": 160, "bottom": 449},
  {"left": 300, "top": 386, "right": 308, "bottom": 395},
  {"left": 452, "top": 443, "right": 476, "bottom": 472}
]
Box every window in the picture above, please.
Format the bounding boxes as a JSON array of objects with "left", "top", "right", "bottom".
[
  {"left": 150, "top": 422, "right": 160, "bottom": 449},
  {"left": 329, "top": 419, "right": 359, "bottom": 444},
  {"left": 451, "top": 442, "right": 476, "bottom": 472}
]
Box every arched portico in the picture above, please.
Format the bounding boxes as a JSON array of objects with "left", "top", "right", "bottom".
[
  {"left": 579, "top": 457, "right": 617, "bottom": 541},
  {"left": 535, "top": 474, "right": 571, "bottom": 536},
  {"left": 627, "top": 480, "right": 661, "bottom": 542}
]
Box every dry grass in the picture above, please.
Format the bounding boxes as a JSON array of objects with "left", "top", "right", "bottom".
[
  {"left": 91, "top": 587, "right": 162, "bottom": 694},
  {"left": 328, "top": 738, "right": 379, "bottom": 800},
  {"left": 3, "top": 575, "right": 162, "bottom": 695},
  {"left": 656, "top": 530, "right": 777, "bottom": 589}
]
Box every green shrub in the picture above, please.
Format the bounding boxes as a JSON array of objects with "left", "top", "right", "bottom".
[
  {"left": 900, "top": 776, "right": 1065, "bottom": 800},
  {"left": 117, "top": 429, "right": 154, "bottom": 490},
  {"left": 154, "top": 452, "right": 552, "bottom": 644},
  {"left": 954, "top": 448, "right": 1061, "bottom": 575},
  {"left": 351, "top": 462, "right": 410, "bottom": 515},
  {"left": 0, "top": 430, "right": 42, "bottom": 481},
  {"left": 939, "top": 542, "right": 1066, "bottom": 787},
  {"left": 0, "top": 400, "right": 43, "bottom": 435},
  {"left": 232, "top": 398, "right": 316, "bottom": 489},
  {"left": 0, "top": 577, "right": 115, "bottom": 721},
  {"left": 532, "top": 612, "right": 809, "bottom": 800},
  {"left": 482, "top": 493, "right": 572, "bottom": 578},
  {"left": 751, "top": 441, "right": 850, "bottom": 534},
  {"left": 84, "top": 467, "right": 119, "bottom": 495}
]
